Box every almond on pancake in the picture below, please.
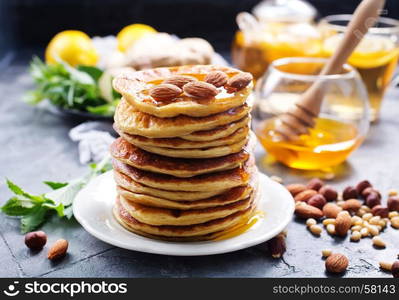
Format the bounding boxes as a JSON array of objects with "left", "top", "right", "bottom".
[
  {"left": 112, "top": 65, "right": 253, "bottom": 118},
  {"left": 110, "top": 137, "right": 249, "bottom": 177},
  {"left": 114, "top": 98, "right": 250, "bottom": 138},
  {"left": 112, "top": 155, "right": 255, "bottom": 192}
]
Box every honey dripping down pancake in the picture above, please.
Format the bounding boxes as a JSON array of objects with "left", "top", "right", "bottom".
[
  {"left": 110, "top": 137, "right": 250, "bottom": 178},
  {"left": 114, "top": 98, "right": 251, "bottom": 138},
  {"left": 116, "top": 171, "right": 259, "bottom": 210},
  {"left": 112, "top": 155, "right": 255, "bottom": 192},
  {"left": 113, "top": 65, "right": 253, "bottom": 118}
]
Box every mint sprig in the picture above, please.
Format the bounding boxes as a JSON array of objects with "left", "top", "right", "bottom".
[{"left": 1, "top": 155, "right": 112, "bottom": 233}]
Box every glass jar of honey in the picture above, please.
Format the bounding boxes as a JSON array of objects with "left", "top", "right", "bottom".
[{"left": 254, "top": 57, "right": 370, "bottom": 170}]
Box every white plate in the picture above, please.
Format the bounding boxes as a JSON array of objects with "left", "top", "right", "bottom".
[{"left": 73, "top": 171, "right": 294, "bottom": 256}]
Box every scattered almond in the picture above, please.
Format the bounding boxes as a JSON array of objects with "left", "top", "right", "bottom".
[
  {"left": 323, "top": 203, "right": 342, "bottom": 218},
  {"left": 295, "top": 203, "right": 324, "bottom": 219},
  {"left": 47, "top": 239, "right": 68, "bottom": 260},
  {"left": 205, "top": 71, "right": 228, "bottom": 87},
  {"left": 149, "top": 83, "right": 182, "bottom": 101},
  {"left": 285, "top": 183, "right": 307, "bottom": 196},
  {"left": 325, "top": 253, "right": 349, "bottom": 273},
  {"left": 335, "top": 211, "right": 351, "bottom": 236},
  {"left": 183, "top": 81, "right": 218, "bottom": 99},
  {"left": 163, "top": 75, "right": 196, "bottom": 88},
  {"left": 342, "top": 199, "right": 362, "bottom": 212},
  {"left": 294, "top": 189, "right": 317, "bottom": 203}
]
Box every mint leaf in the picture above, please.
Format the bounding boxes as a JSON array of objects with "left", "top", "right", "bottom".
[
  {"left": 43, "top": 181, "right": 68, "bottom": 190},
  {"left": 77, "top": 66, "right": 103, "bottom": 82},
  {"left": 43, "top": 201, "right": 65, "bottom": 217},
  {"left": 6, "top": 179, "right": 44, "bottom": 203},
  {"left": 45, "top": 179, "right": 86, "bottom": 208},
  {"left": 1, "top": 197, "right": 35, "bottom": 216},
  {"left": 21, "top": 206, "right": 48, "bottom": 233}
]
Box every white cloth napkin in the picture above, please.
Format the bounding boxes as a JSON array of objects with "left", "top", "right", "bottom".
[{"left": 69, "top": 121, "right": 115, "bottom": 164}]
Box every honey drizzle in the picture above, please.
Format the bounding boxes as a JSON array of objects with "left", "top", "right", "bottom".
[{"left": 211, "top": 210, "right": 265, "bottom": 241}]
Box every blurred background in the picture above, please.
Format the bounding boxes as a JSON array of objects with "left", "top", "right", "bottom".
[{"left": 1, "top": 0, "right": 399, "bottom": 60}]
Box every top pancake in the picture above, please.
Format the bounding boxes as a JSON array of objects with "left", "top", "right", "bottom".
[
  {"left": 114, "top": 98, "right": 251, "bottom": 138},
  {"left": 112, "top": 65, "right": 253, "bottom": 118}
]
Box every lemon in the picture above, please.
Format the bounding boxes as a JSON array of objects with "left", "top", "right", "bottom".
[
  {"left": 45, "top": 30, "right": 98, "bottom": 66},
  {"left": 323, "top": 34, "right": 398, "bottom": 69},
  {"left": 117, "top": 24, "right": 156, "bottom": 52}
]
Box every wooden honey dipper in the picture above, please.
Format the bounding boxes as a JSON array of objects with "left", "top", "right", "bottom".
[{"left": 276, "top": 0, "right": 386, "bottom": 141}]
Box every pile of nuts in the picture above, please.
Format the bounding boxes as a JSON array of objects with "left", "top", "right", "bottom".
[
  {"left": 149, "top": 71, "right": 253, "bottom": 101},
  {"left": 24, "top": 231, "right": 68, "bottom": 261},
  {"left": 286, "top": 178, "right": 399, "bottom": 276}
]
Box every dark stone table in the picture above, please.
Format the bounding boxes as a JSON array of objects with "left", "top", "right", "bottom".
[{"left": 1, "top": 57, "right": 398, "bottom": 278}]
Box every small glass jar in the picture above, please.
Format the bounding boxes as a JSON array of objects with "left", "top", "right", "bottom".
[{"left": 254, "top": 57, "right": 370, "bottom": 170}]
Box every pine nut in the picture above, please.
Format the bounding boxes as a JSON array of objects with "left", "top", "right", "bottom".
[
  {"left": 322, "top": 249, "right": 332, "bottom": 257},
  {"left": 309, "top": 225, "right": 322, "bottom": 235},
  {"left": 356, "top": 209, "right": 366, "bottom": 217},
  {"left": 361, "top": 205, "right": 371, "bottom": 213},
  {"left": 322, "top": 218, "right": 335, "bottom": 226},
  {"left": 379, "top": 261, "right": 393, "bottom": 271},
  {"left": 351, "top": 216, "right": 362, "bottom": 225},
  {"left": 337, "top": 201, "right": 345, "bottom": 208},
  {"left": 326, "top": 224, "right": 336, "bottom": 235},
  {"left": 350, "top": 231, "right": 361, "bottom": 242},
  {"left": 388, "top": 189, "right": 398, "bottom": 197},
  {"left": 378, "top": 219, "right": 387, "bottom": 228},
  {"left": 372, "top": 236, "right": 386, "bottom": 248},
  {"left": 306, "top": 218, "right": 317, "bottom": 227},
  {"left": 369, "top": 216, "right": 381, "bottom": 225},
  {"left": 391, "top": 216, "right": 399, "bottom": 229},
  {"left": 363, "top": 213, "right": 373, "bottom": 221},
  {"left": 360, "top": 227, "right": 369, "bottom": 237},
  {"left": 351, "top": 225, "right": 362, "bottom": 232},
  {"left": 389, "top": 211, "right": 399, "bottom": 219},
  {"left": 368, "top": 225, "right": 380, "bottom": 236}
]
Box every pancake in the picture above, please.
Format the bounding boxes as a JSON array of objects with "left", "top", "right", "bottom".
[
  {"left": 115, "top": 124, "right": 250, "bottom": 149},
  {"left": 116, "top": 184, "right": 252, "bottom": 210},
  {"left": 112, "top": 65, "right": 253, "bottom": 118},
  {"left": 112, "top": 155, "right": 255, "bottom": 192},
  {"left": 110, "top": 137, "right": 250, "bottom": 177},
  {"left": 113, "top": 192, "right": 258, "bottom": 240},
  {"left": 137, "top": 135, "right": 248, "bottom": 158},
  {"left": 119, "top": 193, "right": 253, "bottom": 226},
  {"left": 114, "top": 98, "right": 251, "bottom": 138},
  {"left": 174, "top": 116, "right": 250, "bottom": 142},
  {"left": 115, "top": 171, "right": 257, "bottom": 209},
  {"left": 114, "top": 171, "right": 228, "bottom": 201}
]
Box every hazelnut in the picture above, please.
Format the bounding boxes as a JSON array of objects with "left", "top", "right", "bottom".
[
  {"left": 319, "top": 185, "right": 338, "bottom": 202},
  {"left": 361, "top": 187, "right": 380, "bottom": 199},
  {"left": 325, "top": 253, "right": 349, "bottom": 273},
  {"left": 306, "top": 178, "right": 324, "bottom": 191},
  {"left": 371, "top": 205, "right": 389, "bottom": 218},
  {"left": 387, "top": 196, "right": 399, "bottom": 211},
  {"left": 343, "top": 186, "right": 358, "bottom": 200},
  {"left": 366, "top": 193, "right": 381, "bottom": 208},
  {"left": 285, "top": 183, "right": 307, "bottom": 196},
  {"left": 356, "top": 180, "right": 372, "bottom": 195},
  {"left": 294, "top": 189, "right": 318, "bottom": 202},
  {"left": 392, "top": 261, "right": 399, "bottom": 278},
  {"left": 267, "top": 233, "right": 286, "bottom": 258},
  {"left": 24, "top": 231, "right": 47, "bottom": 250},
  {"left": 307, "top": 194, "right": 327, "bottom": 209}
]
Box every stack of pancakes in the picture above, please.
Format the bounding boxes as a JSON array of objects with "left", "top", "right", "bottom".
[{"left": 111, "top": 65, "right": 258, "bottom": 241}]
